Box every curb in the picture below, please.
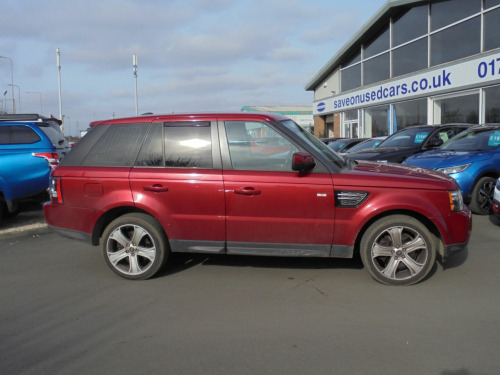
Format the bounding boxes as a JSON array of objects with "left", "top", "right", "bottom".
[{"left": 0, "top": 223, "right": 51, "bottom": 241}]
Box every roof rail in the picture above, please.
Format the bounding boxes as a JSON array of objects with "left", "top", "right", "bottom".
[{"left": 0, "top": 113, "right": 62, "bottom": 125}]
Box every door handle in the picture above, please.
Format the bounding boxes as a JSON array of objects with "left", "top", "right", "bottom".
[
  {"left": 143, "top": 184, "right": 169, "bottom": 193},
  {"left": 234, "top": 187, "right": 261, "bottom": 196}
]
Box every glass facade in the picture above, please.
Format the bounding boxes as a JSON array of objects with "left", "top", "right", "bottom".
[
  {"left": 484, "top": 86, "right": 500, "bottom": 122},
  {"left": 364, "top": 105, "right": 390, "bottom": 137},
  {"left": 434, "top": 94, "right": 479, "bottom": 124},
  {"left": 331, "top": 1, "right": 500, "bottom": 138},
  {"left": 394, "top": 99, "right": 428, "bottom": 131},
  {"left": 340, "top": 0, "right": 500, "bottom": 91},
  {"left": 431, "top": 17, "right": 481, "bottom": 66}
]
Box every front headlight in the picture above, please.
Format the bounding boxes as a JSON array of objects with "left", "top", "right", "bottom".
[
  {"left": 437, "top": 163, "right": 471, "bottom": 175},
  {"left": 448, "top": 190, "right": 464, "bottom": 212}
]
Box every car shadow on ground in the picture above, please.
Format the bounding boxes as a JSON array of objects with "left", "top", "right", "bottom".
[{"left": 160, "top": 252, "right": 364, "bottom": 278}]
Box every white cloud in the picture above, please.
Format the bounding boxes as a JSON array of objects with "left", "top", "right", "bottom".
[{"left": 0, "top": 0, "right": 385, "bottom": 133}]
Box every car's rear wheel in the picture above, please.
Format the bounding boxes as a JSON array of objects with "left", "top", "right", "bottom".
[
  {"left": 101, "top": 213, "right": 169, "bottom": 280},
  {"left": 468, "top": 176, "right": 496, "bottom": 215},
  {"left": 360, "top": 215, "right": 436, "bottom": 286}
]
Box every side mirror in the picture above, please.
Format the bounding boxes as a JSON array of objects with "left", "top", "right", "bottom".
[{"left": 292, "top": 152, "right": 316, "bottom": 172}]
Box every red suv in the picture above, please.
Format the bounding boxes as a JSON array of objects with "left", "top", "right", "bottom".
[{"left": 44, "top": 113, "right": 472, "bottom": 285}]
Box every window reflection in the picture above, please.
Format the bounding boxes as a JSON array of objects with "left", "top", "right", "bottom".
[
  {"left": 392, "top": 5, "right": 428, "bottom": 47},
  {"left": 431, "top": 17, "right": 480, "bottom": 66},
  {"left": 363, "top": 25, "right": 390, "bottom": 59},
  {"left": 363, "top": 53, "right": 390, "bottom": 86},
  {"left": 341, "top": 63, "right": 361, "bottom": 92},
  {"left": 392, "top": 38, "right": 428, "bottom": 77},
  {"left": 430, "top": 0, "right": 480, "bottom": 31},
  {"left": 484, "top": 7, "right": 500, "bottom": 52},
  {"left": 484, "top": 86, "right": 500, "bottom": 123}
]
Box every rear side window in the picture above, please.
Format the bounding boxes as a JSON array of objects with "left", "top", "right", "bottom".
[
  {"left": 135, "top": 121, "right": 212, "bottom": 168},
  {"left": 81, "top": 123, "right": 148, "bottom": 167},
  {"left": 0, "top": 125, "right": 41, "bottom": 144},
  {"left": 38, "top": 123, "right": 66, "bottom": 146}
]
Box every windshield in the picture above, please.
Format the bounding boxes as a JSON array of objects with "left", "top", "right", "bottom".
[
  {"left": 281, "top": 120, "right": 347, "bottom": 167},
  {"left": 378, "top": 128, "right": 431, "bottom": 148},
  {"left": 441, "top": 127, "right": 500, "bottom": 151},
  {"left": 346, "top": 138, "right": 382, "bottom": 153}
]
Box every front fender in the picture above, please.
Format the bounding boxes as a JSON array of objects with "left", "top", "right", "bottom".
[{"left": 333, "top": 188, "right": 451, "bottom": 247}]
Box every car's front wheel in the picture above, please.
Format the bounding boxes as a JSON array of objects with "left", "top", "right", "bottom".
[
  {"left": 468, "top": 176, "right": 496, "bottom": 215},
  {"left": 360, "top": 215, "right": 437, "bottom": 286},
  {"left": 101, "top": 213, "right": 169, "bottom": 280}
]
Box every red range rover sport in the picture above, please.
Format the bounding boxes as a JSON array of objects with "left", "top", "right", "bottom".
[{"left": 44, "top": 112, "right": 472, "bottom": 285}]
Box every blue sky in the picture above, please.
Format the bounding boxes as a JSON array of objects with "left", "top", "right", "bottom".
[{"left": 0, "top": 0, "right": 386, "bottom": 135}]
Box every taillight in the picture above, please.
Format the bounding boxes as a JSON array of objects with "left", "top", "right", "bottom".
[
  {"left": 33, "top": 152, "right": 60, "bottom": 169},
  {"left": 49, "top": 178, "right": 63, "bottom": 204}
]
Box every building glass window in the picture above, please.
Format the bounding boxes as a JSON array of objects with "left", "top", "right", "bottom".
[
  {"left": 392, "top": 5, "right": 428, "bottom": 47},
  {"left": 363, "top": 25, "right": 390, "bottom": 59},
  {"left": 434, "top": 93, "right": 479, "bottom": 124},
  {"left": 364, "top": 105, "right": 389, "bottom": 137},
  {"left": 363, "top": 52, "right": 390, "bottom": 86},
  {"left": 343, "top": 51, "right": 361, "bottom": 66},
  {"left": 484, "top": 0, "right": 500, "bottom": 9},
  {"left": 392, "top": 38, "right": 428, "bottom": 77},
  {"left": 430, "top": 0, "right": 480, "bottom": 31},
  {"left": 484, "top": 7, "right": 500, "bottom": 51},
  {"left": 341, "top": 64, "right": 361, "bottom": 92},
  {"left": 484, "top": 86, "right": 500, "bottom": 123},
  {"left": 344, "top": 109, "right": 358, "bottom": 121},
  {"left": 394, "top": 99, "right": 428, "bottom": 132},
  {"left": 431, "top": 16, "right": 480, "bottom": 66}
]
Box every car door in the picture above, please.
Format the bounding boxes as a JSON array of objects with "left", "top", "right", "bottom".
[
  {"left": 129, "top": 119, "right": 226, "bottom": 254},
  {"left": 219, "top": 119, "right": 335, "bottom": 257}
]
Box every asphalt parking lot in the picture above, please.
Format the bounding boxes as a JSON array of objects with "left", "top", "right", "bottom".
[{"left": 1, "top": 206, "right": 499, "bottom": 375}]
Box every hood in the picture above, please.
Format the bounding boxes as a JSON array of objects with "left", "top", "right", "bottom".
[
  {"left": 404, "top": 150, "right": 490, "bottom": 169},
  {"left": 348, "top": 147, "right": 419, "bottom": 163},
  {"left": 336, "top": 160, "right": 458, "bottom": 190}
]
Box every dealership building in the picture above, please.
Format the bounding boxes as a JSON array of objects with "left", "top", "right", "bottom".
[{"left": 306, "top": 0, "right": 500, "bottom": 138}]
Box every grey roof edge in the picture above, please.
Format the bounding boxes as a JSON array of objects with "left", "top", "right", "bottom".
[{"left": 305, "top": 0, "right": 428, "bottom": 91}]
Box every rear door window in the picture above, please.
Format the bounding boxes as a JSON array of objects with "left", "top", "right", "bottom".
[{"left": 135, "top": 121, "right": 213, "bottom": 168}]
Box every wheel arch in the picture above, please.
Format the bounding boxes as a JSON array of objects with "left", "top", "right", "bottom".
[
  {"left": 353, "top": 209, "right": 444, "bottom": 258},
  {"left": 91, "top": 206, "right": 168, "bottom": 246}
]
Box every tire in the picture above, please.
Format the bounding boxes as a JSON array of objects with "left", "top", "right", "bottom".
[
  {"left": 360, "top": 215, "right": 437, "bottom": 286},
  {"left": 101, "top": 213, "right": 169, "bottom": 280},
  {"left": 468, "top": 176, "right": 496, "bottom": 215}
]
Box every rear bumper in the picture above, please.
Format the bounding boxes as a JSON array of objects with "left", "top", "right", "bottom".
[{"left": 48, "top": 224, "right": 93, "bottom": 244}]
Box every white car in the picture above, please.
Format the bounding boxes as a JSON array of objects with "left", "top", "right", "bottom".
[{"left": 492, "top": 177, "right": 500, "bottom": 221}]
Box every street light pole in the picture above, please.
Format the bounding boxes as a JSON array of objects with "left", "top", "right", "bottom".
[
  {"left": 57, "top": 48, "right": 63, "bottom": 130},
  {"left": 8, "top": 84, "right": 21, "bottom": 113},
  {"left": 0, "top": 55, "right": 15, "bottom": 114},
  {"left": 133, "top": 54, "right": 138, "bottom": 116},
  {"left": 26, "top": 91, "right": 43, "bottom": 114}
]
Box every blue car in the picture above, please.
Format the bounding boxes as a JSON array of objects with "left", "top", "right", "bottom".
[
  {"left": 403, "top": 124, "right": 500, "bottom": 215},
  {"left": 0, "top": 114, "right": 71, "bottom": 218}
]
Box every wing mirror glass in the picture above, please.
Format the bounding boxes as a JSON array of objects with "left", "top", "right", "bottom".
[{"left": 292, "top": 152, "right": 316, "bottom": 172}]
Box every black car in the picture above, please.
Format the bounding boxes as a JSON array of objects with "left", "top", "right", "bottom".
[
  {"left": 327, "top": 138, "right": 367, "bottom": 153},
  {"left": 347, "top": 124, "right": 471, "bottom": 163}
]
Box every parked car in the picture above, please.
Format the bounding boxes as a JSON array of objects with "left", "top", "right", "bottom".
[
  {"left": 320, "top": 137, "right": 345, "bottom": 145},
  {"left": 44, "top": 112, "right": 471, "bottom": 286},
  {"left": 347, "top": 124, "right": 471, "bottom": 163},
  {"left": 492, "top": 177, "right": 500, "bottom": 222},
  {"left": 342, "top": 136, "right": 386, "bottom": 155},
  {"left": 0, "top": 114, "right": 71, "bottom": 218},
  {"left": 327, "top": 138, "right": 367, "bottom": 153},
  {"left": 404, "top": 124, "right": 500, "bottom": 215}
]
